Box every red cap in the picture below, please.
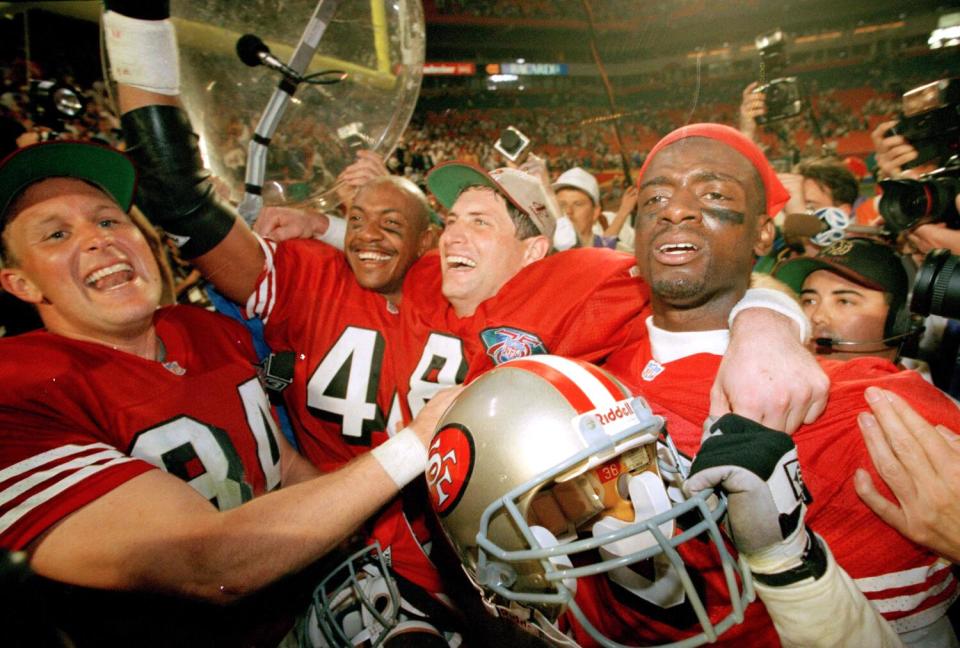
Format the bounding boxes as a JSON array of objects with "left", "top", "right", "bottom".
[
  {"left": 843, "top": 155, "right": 869, "bottom": 180},
  {"left": 637, "top": 123, "right": 790, "bottom": 217}
]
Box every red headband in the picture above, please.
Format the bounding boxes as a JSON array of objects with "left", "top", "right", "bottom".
[{"left": 637, "top": 123, "right": 790, "bottom": 216}]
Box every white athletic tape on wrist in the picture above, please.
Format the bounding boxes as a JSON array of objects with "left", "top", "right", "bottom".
[
  {"left": 372, "top": 427, "right": 428, "bottom": 488},
  {"left": 319, "top": 214, "right": 346, "bottom": 250},
  {"left": 729, "top": 287, "right": 810, "bottom": 343},
  {"left": 103, "top": 11, "right": 180, "bottom": 96},
  {"left": 744, "top": 524, "right": 809, "bottom": 575}
]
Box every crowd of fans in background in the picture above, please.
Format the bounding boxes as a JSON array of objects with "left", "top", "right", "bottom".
[{"left": 0, "top": 54, "right": 935, "bottom": 218}]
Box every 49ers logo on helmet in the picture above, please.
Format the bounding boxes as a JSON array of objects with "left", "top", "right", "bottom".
[{"left": 426, "top": 423, "right": 475, "bottom": 517}]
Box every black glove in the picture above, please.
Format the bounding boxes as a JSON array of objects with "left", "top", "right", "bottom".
[
  {"left": 103, "top": 0, "right": 170, "bottom": 20},
  {"left": 686, "top": 414, "right": 824, "bottom": 584}
]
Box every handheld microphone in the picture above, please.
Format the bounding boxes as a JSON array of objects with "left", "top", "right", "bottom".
[{"left": 236, "top": 34, "right": 301, "bottom": 83}]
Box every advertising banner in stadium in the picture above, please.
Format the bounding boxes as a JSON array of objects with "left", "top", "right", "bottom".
[{"left": 424, "top": 62, "right": 477, "bottom": 75}]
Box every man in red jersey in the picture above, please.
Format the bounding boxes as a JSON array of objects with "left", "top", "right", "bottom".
[
  {"left": 595, "top": 123, "right": 959, "bottom": 647},
  {"left": 0, "top": 140, "right": 457, "bottom": 646},
  {"left": 393, "top": 159, "right": 827, "bottom": 437}
]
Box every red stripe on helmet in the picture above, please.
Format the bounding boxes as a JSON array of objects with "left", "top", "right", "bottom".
[
  {"left": 507, "top": 358, "right": 598, "bottom": 414},
  {"left": 571, "top": 358, "right": 627, "bottom": 402}
]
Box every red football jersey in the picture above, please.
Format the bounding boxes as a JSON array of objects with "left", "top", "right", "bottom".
[
  {"left": 247, "top": 238, "right": 440, "bottom": 592},
  {"left": 0, "top": 305, "right": 283, "bottom": 551},
  {"left": 394, "top": 247, "right": 651, "bottom": 422},
  {"left": 592, "top": 334, "right": 960, "bottom": 645},
  {"left": 246, "top": 238, "right": 404, "bottom": 471}
]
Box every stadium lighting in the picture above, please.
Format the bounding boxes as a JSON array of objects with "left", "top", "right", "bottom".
[{"left": 929, "top": 13, "right": 960, "bottom": 49}]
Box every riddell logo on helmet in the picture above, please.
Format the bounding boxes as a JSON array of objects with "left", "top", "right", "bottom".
[{"left": 596, "top": 403, "right": 633, "bottom": 426}]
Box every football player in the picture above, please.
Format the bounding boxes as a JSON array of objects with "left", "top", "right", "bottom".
[
  {"left": 600, "top": 123, "right": 959, "bottom": 646},
  {"left": 391, "top": 160, "right": 826, "bottom": 437},
  {"left": 105, "top": 5, "right": 466, "bottom": 642},
  {"left": 0, "top": 140, "right": 458, "bottom": 645}
]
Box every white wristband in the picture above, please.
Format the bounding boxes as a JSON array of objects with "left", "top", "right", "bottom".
[
  {"left": 318, "top": 213, "right": 346, "bottom": 250},
  {"left": 729, "top": 287, "right": 810, "bottom": 342},
  {"left": 103, "top": 11, "right": 180, "bottom": 96},
  {"left": 371, "top": 427, "right": 428, "bottom": 488}
]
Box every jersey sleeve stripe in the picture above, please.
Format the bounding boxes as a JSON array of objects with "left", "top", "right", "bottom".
[
  {"left": 866, "top": 570, "right": 955, "bottom": 614},
  {"left": 0, "top": 442, "right": 117, "bottom": 484},
  {"left": 855, "top": 561, "right": 951, "bottom": 592},
  {"left": 0, "top": 447, "right": 126, "bottom": 508},
  {"left": 245, "top": 235, "right": 277, "bottom": 323},
  {"left": 0, "top": 456, "right": 141, "bottom": 535},
  {"left": 885, "top": 588, "right": 959, "bottom": 634}
]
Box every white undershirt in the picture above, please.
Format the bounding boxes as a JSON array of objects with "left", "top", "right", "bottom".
[{"left": 646, "top": 317, "right": 728, "bottom": 364}]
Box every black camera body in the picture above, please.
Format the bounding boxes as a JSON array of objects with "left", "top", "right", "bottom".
[
  {"left": 753, "top": 29, "right": 805, "bottom": 124},
  {"left": 879, "top": 156, "right": 960, "bottom": 236},
  {"left": 755, "top": 77, "right": 804, "bottom": 124},
  {"left": 888, "top": 78, "right": 960, "bottom": 169}
]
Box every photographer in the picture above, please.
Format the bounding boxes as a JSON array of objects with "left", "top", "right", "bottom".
[
  {"left": 869, "top": 81, "right": 960, "bottom": 260},
  {"left": 872, "top": 119, "right": 960, "bottom": 259},
  {"left": 739, "top": 80, "right": 767, "bottom": 142}
]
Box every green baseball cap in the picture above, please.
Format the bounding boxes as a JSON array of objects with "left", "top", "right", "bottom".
[
  {"left": 775, "top": 237, "right": 908, "bottom": 297},
  {"left": 0, "top": 141, "right": 137, "bottom": 231}
]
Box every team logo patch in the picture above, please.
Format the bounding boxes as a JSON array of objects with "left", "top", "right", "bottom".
[
  {"left": 480, "top": 327, "right": 548, "bottom": 365},
  {"left": 641, "top": 359, "right": 665, "bottom": 382},
  {"left": 426, "top": 423, "right": 475, "bottom": 517}
]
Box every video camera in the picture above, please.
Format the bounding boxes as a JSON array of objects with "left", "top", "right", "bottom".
[
  {"left": 337, "top": 121, "right": 369, "bottom": 152},
  {"left": 753, "top": 30, "right": 804, "bottom": 124}
]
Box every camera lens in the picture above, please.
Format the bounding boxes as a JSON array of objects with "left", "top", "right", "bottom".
[
  {"left": 500, "top": 130, "right": 521, "bottom": 154},
  {"left": 911, "top": 248, "right": 960, "bottom": 319},
  {"left": 879, "top": 180, "right": 928, "bottom": 234},
  {"left": 879, "top": 177, "right": 960, "bottom": 235}
]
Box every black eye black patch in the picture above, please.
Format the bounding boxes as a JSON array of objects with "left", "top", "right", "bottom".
[{"left": 701, "top": 206, "right": 745, "bottom": 224}]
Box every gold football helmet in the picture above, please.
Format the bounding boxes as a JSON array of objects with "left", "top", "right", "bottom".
[{"left": 426, "top": 355, "right": 752, "bottom": 647}]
